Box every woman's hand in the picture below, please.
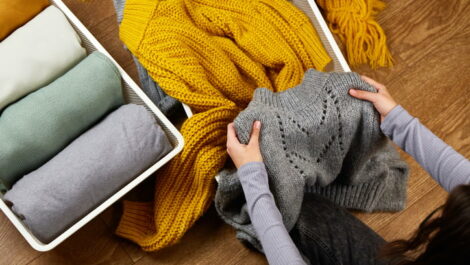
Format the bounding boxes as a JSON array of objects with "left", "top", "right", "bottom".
[
  {"left": 226, "top": 121, "right": 263, "bottom": 169},
  {"left": 349, "top": 75, "right": 398, "bottom": 121}
]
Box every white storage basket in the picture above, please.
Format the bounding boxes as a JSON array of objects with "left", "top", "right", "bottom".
[{"left": 0, "top": 0, "right": 184, "bottom": 252}]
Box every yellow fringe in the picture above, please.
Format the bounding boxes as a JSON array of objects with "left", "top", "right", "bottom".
[{"left": 316, "top": 0, "right": 393, "bottom": 68}]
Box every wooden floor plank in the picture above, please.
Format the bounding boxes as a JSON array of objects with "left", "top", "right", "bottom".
[
  {"left": 382, "top": 0, "right": 469, "bottom": 67},
  {"left": 378, "top": 185, "right": 448, "bottom": 241},
  {"left": 353, "top": 0, "right": 470, "bottom": 88},
  {"left": 133, "top": 207, "right": 267, "bottom": 265},
  {"left": 27, "top": 218, "right": 133, "bottom": 265},
  {"left": 0, "top": 214, "right": 41, "bottom": 265}
]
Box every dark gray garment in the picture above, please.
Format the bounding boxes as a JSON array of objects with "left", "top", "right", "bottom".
[
  {"left": 112, "top": 0, "right": 181, "bottom": 116},
  {"left": 4, "top": 104, "right": 173, "bottom": 243},
  {"left": 291, "top": 193, "right": 390, "bottom": 265},
  {"left": 215, "top": 69, "right": 409, "bottom": 250},
  {"left": 228, "top": 162, "right": 390, "bottom": 265}
]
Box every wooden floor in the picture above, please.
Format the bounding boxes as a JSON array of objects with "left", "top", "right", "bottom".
[{"left": 1, "top": 0, "right": 469, "bottom": 264}]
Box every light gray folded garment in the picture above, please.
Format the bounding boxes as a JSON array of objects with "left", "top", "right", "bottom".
[{"left": 4, "top": 104, "right": 173, "bottom": 243}]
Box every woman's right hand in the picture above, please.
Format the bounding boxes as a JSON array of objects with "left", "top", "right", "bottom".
[
  {"left": 349, "top": 76, "right": 398, "bottom": 121},
  {"left": 226, "top": 121, "right": 263, "bottom": 169}
]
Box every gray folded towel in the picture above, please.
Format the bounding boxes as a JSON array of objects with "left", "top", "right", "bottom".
[{"left": 4, "top": 104, "right": 173, "bottom": 243}]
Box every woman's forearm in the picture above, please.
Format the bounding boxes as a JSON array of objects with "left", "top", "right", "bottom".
[
  {"left": 381, "top": 105, "right": 470, "bottom": 192},
  {"left": 238, "top": 162, "right": 306, "bottom": 265}
]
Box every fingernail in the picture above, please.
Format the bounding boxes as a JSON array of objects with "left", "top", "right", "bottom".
[{"left": 255, "top": 121, "right": 261, "bottom": 128}]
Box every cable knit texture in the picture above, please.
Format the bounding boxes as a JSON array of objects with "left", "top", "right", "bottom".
[
  {"left": 117, "top": 0, "right": 331, "bottom": 251},
  {"left": 214, "top": 69, "right": 409, "bottom": 250}
]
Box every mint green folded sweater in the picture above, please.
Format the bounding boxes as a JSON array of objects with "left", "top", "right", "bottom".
[{"left": 0, "top": 52, "right": 123, "bottom": 191}]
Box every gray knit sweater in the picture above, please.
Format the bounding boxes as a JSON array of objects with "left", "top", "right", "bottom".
[{"left": 215, "top": 69, "right": 409, "bottom": 250}]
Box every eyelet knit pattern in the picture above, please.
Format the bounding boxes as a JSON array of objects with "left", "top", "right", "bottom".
[
  {"left": 215, "top": 69, "right": 409, "bottom": 250},
  {"left": 116, "top": 0, "right": 331, "bottom": 251}
]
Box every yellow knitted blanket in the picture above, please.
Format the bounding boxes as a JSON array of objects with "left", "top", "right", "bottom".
[{"left": 117, "top": 0, "right": 331, "bottom": 251}]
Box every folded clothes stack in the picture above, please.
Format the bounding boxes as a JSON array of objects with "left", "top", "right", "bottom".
[
  {"left": 0, "top": 3, "right": 172, "bottom": 243},
  {"left": 0, "top": 52, "right": 124, "bottom": 190},
  {"left": 4, "top": 104, "right": 172, "bottom": 242}
]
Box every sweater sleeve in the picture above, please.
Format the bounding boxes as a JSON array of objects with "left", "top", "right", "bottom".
[
  {"left": 238, "top": 162, "right": 306, "bottom": 265},
  {"left": 380, "top": 105, "right": 470, "bottom": 192}
]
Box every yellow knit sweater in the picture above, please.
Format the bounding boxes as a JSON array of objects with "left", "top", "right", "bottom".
[{"left": 117, "top": 0, "right": 331, "bottom": 251}]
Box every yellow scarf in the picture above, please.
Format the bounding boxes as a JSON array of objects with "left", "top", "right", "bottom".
[{"left": 117, "top": 0, "right": 330, "bottom": 251}]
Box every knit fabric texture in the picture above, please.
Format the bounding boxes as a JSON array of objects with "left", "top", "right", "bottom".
[
  {"left": 117, "top": 0, "right": 331, "bottom": 251},
  {"left": 4, "top": 104, "right": 172, "bottom": 243},
  {"left": 316, "top": 0, "right": 393, "bottom": 68},
  {"left": 0, "top": 52, "right": 123, "bottom": 192},
  {"left": 112, "top": 0, "right": 181, "bottom": 116},
  {"left": 214, "top": 69, "right": 409, "bottom": 250},
  {"left": 0, "top": 0, "right": 49, "bottom": 41}
]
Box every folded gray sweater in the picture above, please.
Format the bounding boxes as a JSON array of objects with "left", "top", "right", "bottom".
[
  {"left": 4, "top": 104, "right": 173, "bottom": 243},
  {"left": 215, "top": 69, "right": 409, "bottom": 250}
]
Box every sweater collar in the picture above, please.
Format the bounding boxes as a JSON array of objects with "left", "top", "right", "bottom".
[{"left": 251, "top": 69, "right": 330, "bottom": 111}]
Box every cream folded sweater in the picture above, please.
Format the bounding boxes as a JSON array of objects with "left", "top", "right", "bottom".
[{"left": 0, "top": 5, "right": 86, "bottom": 111}]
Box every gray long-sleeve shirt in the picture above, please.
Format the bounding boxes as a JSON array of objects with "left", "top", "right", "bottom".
[{"left": 237, "top": 105, "right": 470, "bottom": 265}]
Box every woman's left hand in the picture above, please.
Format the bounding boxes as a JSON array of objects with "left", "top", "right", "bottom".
[{"left": 226, "top": 121, "right": 263, "bottom": 169}]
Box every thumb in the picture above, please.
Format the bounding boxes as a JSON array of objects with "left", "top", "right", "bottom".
[
  {"left": 226, "top": 123, "right": 240, "bottom": 145},
  {"left": 248, "top": 121, "right": 261, "bottom": 146},
  {"left": 349, "top": 89, "right": 378, "bottom": 103}
]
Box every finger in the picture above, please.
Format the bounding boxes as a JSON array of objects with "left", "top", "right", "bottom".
[
  {"left": 361, "top": 75, "right": 386, "bottom": 90},
  {"left": 226, "top": 123, "right": 240, "bottom": 146},
  {"left": 248, "top": 121, "right": 261, "bottom": 146},
  {"left": 349, "top": 89, "right": 378, "bottom": 103}
]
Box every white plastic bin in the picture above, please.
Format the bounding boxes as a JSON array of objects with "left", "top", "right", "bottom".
[{"left": 0, "top": 0, "right": 184, "bottom": 252}]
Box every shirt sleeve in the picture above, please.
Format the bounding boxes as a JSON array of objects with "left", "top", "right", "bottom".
[
  {"left": 237, "top": 162, "right": 306, "bottom": 265},
  {"left": 380, "top": 105, "right": 470, "bottom": 192}
]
